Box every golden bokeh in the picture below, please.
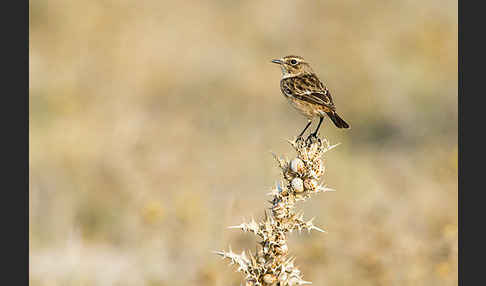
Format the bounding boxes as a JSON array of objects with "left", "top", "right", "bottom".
[{"left": 30, "top": 1, "right": 457, "bottom": 285}]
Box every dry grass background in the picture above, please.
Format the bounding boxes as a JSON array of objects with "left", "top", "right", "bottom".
[{"left": 29, "top": 0, "right": 457, "bottom": 285}]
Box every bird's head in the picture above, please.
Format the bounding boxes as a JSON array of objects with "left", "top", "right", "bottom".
[{"left": 271, "top": 55, "right": 314, "bottom": 77}]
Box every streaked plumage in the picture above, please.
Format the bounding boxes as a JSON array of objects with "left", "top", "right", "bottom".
[{"left": 272, "top": 55, "right": 349, "bottom": 138}]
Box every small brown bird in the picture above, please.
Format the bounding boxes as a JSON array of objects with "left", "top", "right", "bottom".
[{"left": 272, "top": 55, "right": 349, "bottom": 139}]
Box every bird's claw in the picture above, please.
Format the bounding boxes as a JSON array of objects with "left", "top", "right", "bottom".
[{"left": 305, "top": 133, "right": 321, "bottom": 145}]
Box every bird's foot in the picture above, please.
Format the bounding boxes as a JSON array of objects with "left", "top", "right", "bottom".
[
  {"left": 295, "top": 135, "right": 305, "bottom": 144},
  {"left": 306, "top": 132, "right": 321, "bottom": 145}
]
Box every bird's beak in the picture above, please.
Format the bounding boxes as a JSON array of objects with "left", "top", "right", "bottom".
[{"left": 271, "top": 59, "right": 283, "bottom": 65}]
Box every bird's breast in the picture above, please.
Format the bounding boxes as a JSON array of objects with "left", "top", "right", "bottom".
[{"left": 285, "top": 95, "right": 325, "bottom": 118}]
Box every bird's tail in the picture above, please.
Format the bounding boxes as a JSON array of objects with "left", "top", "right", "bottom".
[{"left": 326, "top": 112, "right": 350, "bottom": 129}]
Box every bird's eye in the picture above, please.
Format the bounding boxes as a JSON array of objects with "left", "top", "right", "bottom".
[{"left": 290, "top": 59, "right": 298, "bottom": 65}]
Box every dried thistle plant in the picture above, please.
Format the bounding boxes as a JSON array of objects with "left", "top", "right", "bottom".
[{"left": 215, "top": 137, "right": 339, "bottom": 285}]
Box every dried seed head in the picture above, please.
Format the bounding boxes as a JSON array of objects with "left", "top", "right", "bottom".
[
  {"left": 304, "top": 178, "right": 318, "bottom": 192},
  {"left": 311, "top": 158, "right": 325, "bottom": 177},
  {"left": 263, "top": 273, "right": 277, "bottom": 285},
  {"left": 216, "top": 136, "right": 338, "bottom": 286},
  {"left": 307, "top": 143, "right": 320, "bottom": 160},
  {"left": 291, "top": 177, "right": 304, "bottom": 193},
  {"left": 290, "top": 158, "right": 305, "bottom": 174}
]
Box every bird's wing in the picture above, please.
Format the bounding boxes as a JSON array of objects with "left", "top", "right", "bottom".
[{"left": 282, "top": 74, "right": 336, "bottom": 110}]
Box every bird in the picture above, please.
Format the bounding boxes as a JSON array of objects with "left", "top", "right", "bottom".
[{"left": 271, "top": 55, "right": 349, "bottom": 140}]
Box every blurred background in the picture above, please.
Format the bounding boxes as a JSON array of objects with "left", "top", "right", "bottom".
[{"left": 29, "top": 0, "right": 457, "bottom": 285}]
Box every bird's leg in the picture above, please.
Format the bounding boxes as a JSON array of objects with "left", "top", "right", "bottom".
[
  {"left": 307, "top": 117, "right": 323, "bottom": 142},
  {"left": 297, "top": 120, "right": 312, "bottom": 141}
]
